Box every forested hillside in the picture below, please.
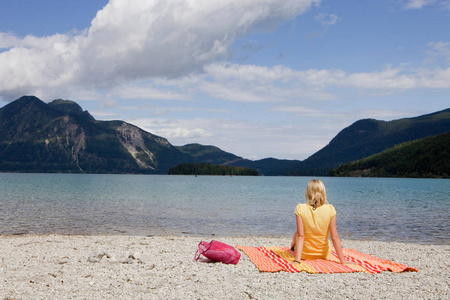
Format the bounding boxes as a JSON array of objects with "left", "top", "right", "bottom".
[
  {"left": 329, "top": 132, "right": 450, "bottom": 178},
  {"left": 281, "top": 108, "right": 450, "bottom": 176},
  {"left": 1, "top": 95, "right": 448, "bottom": 176}
]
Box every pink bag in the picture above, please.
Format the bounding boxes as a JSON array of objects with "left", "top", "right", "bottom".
[{"left": 194, "top": 240, "right": 241, "bottom": 265}]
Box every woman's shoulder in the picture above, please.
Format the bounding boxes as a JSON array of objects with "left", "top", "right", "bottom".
[
  {"left": 296, "top": 203, "right": 311, "bottom": 211},
  {"left": 294, "top": 203, "right": 308, "bottom": 215},
  {"left": 322, "top": 203, "right": 336, "bottom": 215}
]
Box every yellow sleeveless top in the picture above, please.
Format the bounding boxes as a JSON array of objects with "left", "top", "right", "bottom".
[{"left": 294, "top": 203, "right": 336, "bottom": 259}]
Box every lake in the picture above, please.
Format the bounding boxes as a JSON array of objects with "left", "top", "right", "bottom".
[{"left": 0, "top": 173, "right": 448, "bottom": 244}]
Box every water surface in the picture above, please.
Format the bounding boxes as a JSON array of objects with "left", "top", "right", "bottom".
[{"left": 0, "top": 173, "right": 448, "bottom": 244}]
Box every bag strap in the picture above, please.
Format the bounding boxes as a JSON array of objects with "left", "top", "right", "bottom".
[
  {"left": 194, "top": 241, "right": 205, "bottom": 261},
  {"left": 194, "top": 249, "right": 200, "bottom": 261},
  {"left": 194, "top": 240, "right": 214, "bottom": 261}
]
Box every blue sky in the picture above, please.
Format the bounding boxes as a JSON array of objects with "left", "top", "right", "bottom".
[{"left": 0, "top": 0, "right": 449, "bottom": 160}]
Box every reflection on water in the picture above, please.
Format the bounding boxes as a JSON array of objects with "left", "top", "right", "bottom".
[{"left": 0, "top": 173, "right": 448, "bottom": 244}]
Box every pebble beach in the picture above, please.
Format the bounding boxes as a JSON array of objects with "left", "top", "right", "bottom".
[{"left": 1, "top": 235, "right": 448, "bottom": 299}]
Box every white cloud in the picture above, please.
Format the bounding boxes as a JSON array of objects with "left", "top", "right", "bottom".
[
  {"left": 128, "top": 117, "right": 325, "bottom": 160},
  {"left": 41, "top": 59, "right": 449, "bottom": 112},
  {"left": 314, "top": 13, "right": 339, "bottom": 26},
  {"left": 112, "top": 83, "right": 188, "bottom": 101},
  {"left": 192, "top": 63, "right": 450, "bottom": 104},
  {"left": 403, "top": 0, "right": 436, "bottom": 9},
  {"left": 270, "top": 105, "right": 325, "bottom": 116},
  {"left": 2, "top": 0, "right": 448, "bottom": 106},
  {"left": 402, "top": 0, "right": 450, "bottom": 10},
  {"left": 356, "top": 109, "right": 418, "bottom": 120},
  {"left": 129, "top": 118, "right": 214, "bottom": 140},
  {"left": 200, "top": 63, "right": 336, "bottom": 102},
  {"left": 80, "top": 61, "right": 449, "bottom": 115},
  {"left": 426, "top": 41, "right": 450, "bottom": 65},
  {"left": 0, "top": 0, "right": 319, "bottom": 101},
  {"left": 90, "top": 111, "right": 117, "bottom": 117}
]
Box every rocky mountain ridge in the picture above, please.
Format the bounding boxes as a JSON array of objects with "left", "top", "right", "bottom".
[
  {"left": 0, "top": 96, "right": 449, "bottom": 175},
  {"left": 0, "top": 96, "right": 188, "bottom": 173}
]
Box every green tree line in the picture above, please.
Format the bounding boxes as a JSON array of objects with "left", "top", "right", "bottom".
[{"left": 168, "top": 163, "right": 260, "bottom": 176}]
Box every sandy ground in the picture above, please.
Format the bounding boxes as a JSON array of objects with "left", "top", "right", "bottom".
[{"left": 0, "top": 235, "right": 448, "bottom": 299}]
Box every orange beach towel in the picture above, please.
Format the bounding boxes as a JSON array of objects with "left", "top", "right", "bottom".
[{"left": 236, "top": 245, "right": 418, "bottom": 274}]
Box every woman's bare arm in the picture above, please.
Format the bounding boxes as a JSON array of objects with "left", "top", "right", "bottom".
[
  {"left": 329, "top": 215, "right": 349, "bottom": 264},
  {"left": 292, "top": 215, "right": 304, "bottom": 263}
]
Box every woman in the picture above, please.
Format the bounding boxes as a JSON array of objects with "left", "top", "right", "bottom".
[{"left": 290, "top": 179, "right": 348, "bottom": 264}]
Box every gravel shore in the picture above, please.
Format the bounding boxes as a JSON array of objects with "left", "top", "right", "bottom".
[{"left": 1, "top": 235, "right": 448, "bottom": 299}]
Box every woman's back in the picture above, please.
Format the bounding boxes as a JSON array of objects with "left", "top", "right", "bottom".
[{"left": 294, "top": 203, "right": 336, "bottom": 259}]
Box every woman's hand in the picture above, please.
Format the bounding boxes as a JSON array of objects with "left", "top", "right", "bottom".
[{"left": 340, "top": 259, "right": 352, "bottom": 265}]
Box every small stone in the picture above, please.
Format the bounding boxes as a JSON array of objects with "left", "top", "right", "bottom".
[
  {"left": 136, "top": 258, "right": 145, "bottom": 264},
  {"left": 100, "top": 255, "right": 119, "bottom": 264},
  {"left": 108, "top": 256, "right": 119, "bottom": 264},
  {"left": 88, "top": 255, "right": 100, "bottom": 263},
  {"left": 130, "top": 252, "right": 141, "bottom": 260},
  {"left": 88, "top": 252, "right": 107, "bottom": 263}
]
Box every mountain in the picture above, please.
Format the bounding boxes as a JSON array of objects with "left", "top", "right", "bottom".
[
  {"left": 329, "top": 131, "right": 450, "bottom": 178},
  {"left": 1, "top": 96, "right": 449, "bottom": 176},
  {"left": 175, "top": 144, "right": 301, "bottom": 175},
  {"left": 0, "top": 96, "right": 237, "bottom": 174},
  {"left": 49, "top": 99, "right": 95, "bottom": 120},
  {"left": 279, "top": 108, "right": 450, "bottom": 176},
  {"left": 229, "top": 157, "right": 300, "bottom": 176},
  {"left": 176, "top": 143, "right": 243, "bottom": 164}
]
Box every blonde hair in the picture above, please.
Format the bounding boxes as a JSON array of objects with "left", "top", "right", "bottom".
[{"left": 305, "top": 179, "right": 327, "bottom": 209}]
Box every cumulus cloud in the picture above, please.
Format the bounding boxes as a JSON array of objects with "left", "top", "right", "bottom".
[
  {"left": 0, "top": 0, "right": 319, "bottom": 101},
  {"left": 2, "top": 0, "right": 448, "bottom": 105}
]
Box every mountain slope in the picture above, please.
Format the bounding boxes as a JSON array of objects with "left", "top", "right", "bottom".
[
  {"left": 329, "top": 132, "right": 450, "bottom": 178},
  {"left": 1, "top": 96, "right": 448, "bottom": 176},
  {"left": 0, "top": 96, "right": 252, "bottom": 174},
  {"left": 284, "top": 108, "right": 450, "bottom": 175},
  {"left": 176, "top": 143, "right": 243, "bottom": 164},
  {"left": 230, "top": 157, "right": 301, "bottom": 176},
  {"left": 0, "top": 96, "right": 186, "bottom": 173},
  {"left": 48, "top": 99, "right": 95, "bottom": 120}
]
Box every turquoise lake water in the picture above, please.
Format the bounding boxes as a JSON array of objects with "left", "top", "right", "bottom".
[{"left": 0, "top": 173, "right": 448, "bottom": 244}]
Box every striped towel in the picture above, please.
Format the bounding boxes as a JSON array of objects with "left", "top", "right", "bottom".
[{"left": 235, "top": 245, "right": 418, "bottom": 274}]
